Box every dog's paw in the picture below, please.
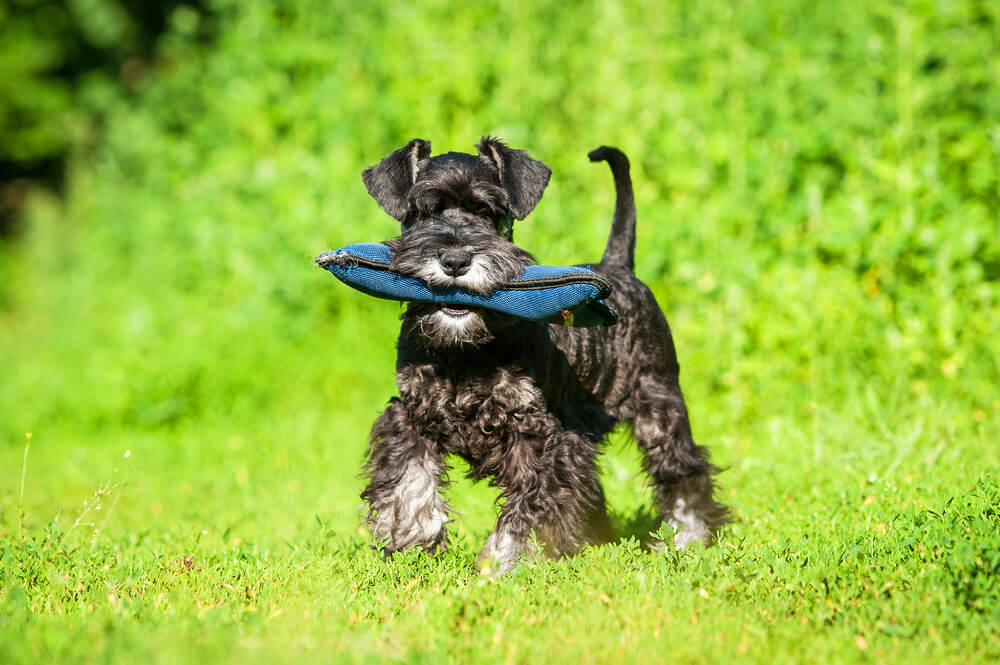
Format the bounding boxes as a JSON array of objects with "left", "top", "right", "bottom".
[
  {"left": 647, "top": 519, "right": 711, "bottom": 553},
  {"left": 476, "top": 530, "right": 536, "bottom": 577},
  {"left": 672, "top": 524, "right": 711, "bottom": 550},
  {"left": 475, "top": 550, "right": 509, "bottom": 578}
]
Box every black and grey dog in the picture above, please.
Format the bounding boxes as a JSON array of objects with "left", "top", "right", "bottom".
[{"left": 353, "top": 136, "right": 728, "bottom": 574}]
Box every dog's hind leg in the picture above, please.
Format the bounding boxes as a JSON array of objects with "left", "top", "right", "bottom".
[
  {"left": 362, "top": 399, "right": 451, "bottom": 554},
  {"left": 632, "top": 376, "right": 729, "bottom": 549}
]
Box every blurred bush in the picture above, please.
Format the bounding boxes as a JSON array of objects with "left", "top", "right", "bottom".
[
  {"left": 0, "top": 0, "right": 209, "bottom": 232},
  {"left": 0, "top": 0, "right": 997, "bottom": 443}
]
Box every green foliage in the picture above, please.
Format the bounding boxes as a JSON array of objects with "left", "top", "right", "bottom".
[
  {"left": 0, "top": 0, "right": 203, "bottom": 166},
  {"left": 0, "top": 0, "right": 998, "bottom": 663}
]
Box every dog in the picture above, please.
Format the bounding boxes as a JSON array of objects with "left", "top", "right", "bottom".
[{"left": 355, "top": 137, "right": 728, "bottom": 574}]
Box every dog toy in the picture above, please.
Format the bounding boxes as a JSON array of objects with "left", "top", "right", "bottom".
[{"left": 316, "top": 243, "right": 618, "bottom": 327}]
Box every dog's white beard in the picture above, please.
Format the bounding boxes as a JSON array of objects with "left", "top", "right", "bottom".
[{"left": 418, "top": 309, "right": 491, "bottom": 347}]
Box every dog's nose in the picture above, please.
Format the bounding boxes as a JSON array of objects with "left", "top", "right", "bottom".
[{"left": 440, "top": 249, "right": 473, "bottom": 277}]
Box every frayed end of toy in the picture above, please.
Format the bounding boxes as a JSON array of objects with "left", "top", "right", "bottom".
[{"left": 315, "top": 250, "right": 356, "bottom": 269}]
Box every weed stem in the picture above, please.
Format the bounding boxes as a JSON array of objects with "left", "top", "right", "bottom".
[{"left": 18, "top": 432, "right": 32, "bottom": 546}]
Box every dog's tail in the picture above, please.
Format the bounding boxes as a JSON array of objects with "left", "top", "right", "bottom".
[{"left": 588, "top": 146, "right": 636, "bottom": 271}]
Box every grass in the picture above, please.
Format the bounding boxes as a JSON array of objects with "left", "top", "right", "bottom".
[
  {"left": 1, "top": 0, "right": 999, "bottom": 663},
  {"left": 2, "top": 423, "right": 998, "bottom": 664}
]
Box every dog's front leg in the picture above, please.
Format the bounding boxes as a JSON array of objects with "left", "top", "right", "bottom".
[
  {"left": 477, "top": 503, "right": 536, "bottom": 577},
  {"left": 362, "top": 398, "right": 450, "bottom": 554},
  {"left": 476, "top": 428, "right": 609, "bottom": 576}
]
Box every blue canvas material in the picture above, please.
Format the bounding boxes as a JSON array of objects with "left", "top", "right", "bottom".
[{"left": 316, "top": 243, "right": 618, "bottom": 327}]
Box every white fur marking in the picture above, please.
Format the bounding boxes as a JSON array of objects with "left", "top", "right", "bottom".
[
  {"left": 414, "top": 262, "right": 452, "bottom": 286},
  {"left": 668, "top": 495, "right": 709, "bottom": 549},
  {"left": 370, "top": 454, "right": 449, "bottom": 550},
  {"left": 455, "top": 256, "right": 493, "bottom": 293},
  {"left": 478, "top": 527, "right": 530, "bottom": 576}
]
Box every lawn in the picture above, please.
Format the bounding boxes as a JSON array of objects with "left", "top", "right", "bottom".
[{"left": 1, "top": 1, "right": 998, "bottom": 663}]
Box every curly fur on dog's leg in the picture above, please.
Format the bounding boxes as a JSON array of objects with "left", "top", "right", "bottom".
[
  {"left": 535, "top": 430, "right": 615, "bottom": 554},
  {"left": 362, "top": 399, "right": 451, "bottom": 554},
  {"left": 632, "top": 377, "right": 730, "bottom": 549},
  {"left": 478, "top": 429, "right": 611, "bottom": 575}
]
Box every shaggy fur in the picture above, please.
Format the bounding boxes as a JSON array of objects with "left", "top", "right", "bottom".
[{"left": 355, "top": 137, "right": 728, "bottom": 574}]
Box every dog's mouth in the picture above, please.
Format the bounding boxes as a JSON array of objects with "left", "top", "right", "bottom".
[
  {"left": 438, "top": 304, "right": 473, "bottom": 318},
  {"left": 404, "top": 301, "right": 499, "bottom": 348}
]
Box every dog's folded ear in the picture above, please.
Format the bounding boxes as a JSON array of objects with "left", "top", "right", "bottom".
[
  {"left": 476, "top": 136, "right": 552, "bottom": 220},
  {"left": 362, "top": 139, "right": 432, "bottom": 221}
]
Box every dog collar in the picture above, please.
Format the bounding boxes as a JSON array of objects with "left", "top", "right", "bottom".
[{"left": 316, "top": 243, "right": 618, "bottom": 327}]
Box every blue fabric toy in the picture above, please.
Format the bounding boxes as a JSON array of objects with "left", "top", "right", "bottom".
[{"left": 316, "top": 243, "right": 618, "bottom": 327}]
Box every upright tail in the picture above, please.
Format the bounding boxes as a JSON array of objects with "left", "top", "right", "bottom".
[{"left": 588, "top": 146, "right": 636, "bottom": 271}]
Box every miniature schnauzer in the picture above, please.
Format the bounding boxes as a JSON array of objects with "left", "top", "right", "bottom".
[{"left": 354, "top": 136, "right": 728, "bottom": 574}]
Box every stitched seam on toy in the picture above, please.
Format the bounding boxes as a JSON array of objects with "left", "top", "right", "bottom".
[{"left": 498, "top": 274, "right": 612, "bottom": 298}]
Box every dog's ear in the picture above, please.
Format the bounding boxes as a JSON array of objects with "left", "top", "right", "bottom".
[
  {"left": 362, "top": 139, "right": 432, "bottom": 221},
  {"left": 476, "top": 136, "right": 551, "bottom": 220}
]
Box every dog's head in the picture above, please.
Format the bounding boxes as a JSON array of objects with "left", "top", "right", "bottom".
[{"left": 362, "top": 136, "right": 551, "bottom": 348}]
